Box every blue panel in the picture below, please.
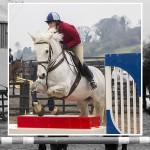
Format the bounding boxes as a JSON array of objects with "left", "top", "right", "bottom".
[
  {"left": 105, "top": 53, "right": 141, "bottom": 96},
  {"left": 106, "top": 110, "right": 120, "bottom": 134}
]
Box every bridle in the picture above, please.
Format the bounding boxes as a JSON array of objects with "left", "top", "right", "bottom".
[
  {"left": 35, "top": 41, "right": 65, "bottom": 88},
  {"left": 36, "top": 42, "right": 53, "bottom": 70}
]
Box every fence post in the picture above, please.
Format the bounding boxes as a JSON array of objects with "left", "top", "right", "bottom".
[
  {"left": 20, "top": 80, "right": 29, "bottom": 115},
  {"left": 62, "top": 100, "right": 65, "bottom": 114},
  {"left": 0, "top": 89, "right": 7, "bottom": 121}
]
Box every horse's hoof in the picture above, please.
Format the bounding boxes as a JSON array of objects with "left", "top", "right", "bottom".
[
  {"left": 37, "top": 107, "right": 45, "bottom": 116},
  {"left": 33, "top": 102, "right": 45, "bottom": 116},
  {"left": 50, "top": 106, "right": 59, "bottom": 115}
]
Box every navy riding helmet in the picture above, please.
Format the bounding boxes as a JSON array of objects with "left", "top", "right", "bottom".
[{"left": 45, "top": 12, "right": 61, "bottom": 23}]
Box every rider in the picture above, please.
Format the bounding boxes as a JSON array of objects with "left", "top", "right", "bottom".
[
  {"left": 45, "top": 12, "right": 97, "bottom": 90},
  {"left": 9, "top": 48, "right": 14, "bottom": 63}
]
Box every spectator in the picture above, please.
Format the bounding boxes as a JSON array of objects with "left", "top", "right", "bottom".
[{"left": 9, "top": 48, "right": 14, "bottom": 63}]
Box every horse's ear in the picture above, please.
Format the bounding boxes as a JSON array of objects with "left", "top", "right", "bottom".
[{"left": 28, "top": 33, "right": 36, "bottom": 42}]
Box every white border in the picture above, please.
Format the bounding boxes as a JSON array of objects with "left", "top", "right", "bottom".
[{"left": 8, "top": 2, "right": 143, "bottom": 136}]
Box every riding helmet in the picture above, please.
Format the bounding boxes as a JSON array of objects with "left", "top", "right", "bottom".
[{"left": 45, "top": 12, "right": 61, "bottom": 23}]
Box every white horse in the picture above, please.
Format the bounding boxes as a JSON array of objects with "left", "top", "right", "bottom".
[{"left": 29, "top": 28, "right": 105, "bottom": 123}]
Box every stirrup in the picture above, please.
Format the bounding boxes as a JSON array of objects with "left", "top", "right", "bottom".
[{"left": 89, "top": 80, "right": 98, "bottom": 90}]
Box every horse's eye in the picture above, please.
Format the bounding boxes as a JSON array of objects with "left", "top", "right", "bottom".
[{"left": 46, "top": 50, "right": 49, "bottom": 53}]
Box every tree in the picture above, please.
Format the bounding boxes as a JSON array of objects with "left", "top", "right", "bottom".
[{"left": 77, "top": 26, "right": 92, "bottom": 43}]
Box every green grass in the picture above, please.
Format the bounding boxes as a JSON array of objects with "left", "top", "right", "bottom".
[
  {"left": 99, "top": 44, "right": 141, "bottom": 57},
  {"left": 113, "top": 44, "right": 141, "bottom": 53}
]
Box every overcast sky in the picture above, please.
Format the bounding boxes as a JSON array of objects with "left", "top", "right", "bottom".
[
  {"left": 9, "top": 3, "right": 141, "bottom": 53},
  {"left": 22, "top": 0, "right": 150, "bottom": 39}
]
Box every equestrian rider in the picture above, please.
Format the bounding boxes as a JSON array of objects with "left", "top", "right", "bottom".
[
  {"left": 9, "top": 48, "right": 14, "bottom": 63},
  {"left": 45, "top": 12, "right": 97, "bottom": 90}
]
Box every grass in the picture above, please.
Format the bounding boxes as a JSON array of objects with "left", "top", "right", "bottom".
[{"left": 99, "top": 44, "right": 141, "bottom": 57}]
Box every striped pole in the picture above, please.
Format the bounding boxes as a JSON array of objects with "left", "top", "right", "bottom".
[{"left": 0, "top": 137, "right": 150, "bottom": 144}]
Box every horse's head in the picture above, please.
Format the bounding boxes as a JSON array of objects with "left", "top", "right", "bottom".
[
  {"left": 9, "top": 59, "right": 23, "bottom": 82},
  {"left": 29, "top": 28, "right": 63, "bottom": 79},
  {"left": 15, "top": 59, "right": 23, "bottom": 73}
]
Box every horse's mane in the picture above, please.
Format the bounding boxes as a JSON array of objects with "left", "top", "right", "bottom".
[
  {"left": 34, "top": 28, "right": 63, "bottom": 44},
  {"left": 11, "top": 59, "right": 21, "bottom": 64}
]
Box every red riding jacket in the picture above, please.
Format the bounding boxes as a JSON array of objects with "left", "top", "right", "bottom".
[{"left": 58, "top": 21, "right": 81, "bottom": 49}]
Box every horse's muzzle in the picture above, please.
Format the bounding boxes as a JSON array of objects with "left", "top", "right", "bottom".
[{"left": 38, "top": 73, "right": 46, "bottom": 79}]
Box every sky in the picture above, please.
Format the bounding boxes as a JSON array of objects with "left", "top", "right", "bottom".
[
  {"left": 22, "top": 0, "right": 150, "bottom": 41},
  {"left": 9, "top": 3, "right": 141, "bottom": 54}
]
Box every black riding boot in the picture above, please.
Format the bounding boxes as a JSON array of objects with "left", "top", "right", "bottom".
[{"left": 83, "top": 63, "right": 97, "bottom": 90}]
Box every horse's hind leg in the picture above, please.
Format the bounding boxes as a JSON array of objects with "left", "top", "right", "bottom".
[
  {"left": 92, "top": 98, "right": 106, "bottom": 125},
  {"left": 77, "top": 99, "right": 89, "bottom": 116}
]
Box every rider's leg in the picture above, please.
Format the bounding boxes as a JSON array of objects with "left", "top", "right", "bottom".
[
  {"left": 71, "top": 43, "right": 84, "bottom": 64},
  {"left": 70, "top": 43, "right": 97, "bottom": 90}
]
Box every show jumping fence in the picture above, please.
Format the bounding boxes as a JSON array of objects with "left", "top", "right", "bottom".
[
  {"left": 105, "top": 53, "right": 141, "bottom": 134},
  {"left": 0, "top": 136, "right": 150, "bottom": 145}
]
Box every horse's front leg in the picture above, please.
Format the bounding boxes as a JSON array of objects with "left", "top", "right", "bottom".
[
  {"left": 30, "top": 79, "right": 46, "bottom": 116},
  {"left": 47, "top": 82, "right": 69, "bottom": 98},
  {"left": 30, "top": 80, "right": 47, "bottom": 94}
]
